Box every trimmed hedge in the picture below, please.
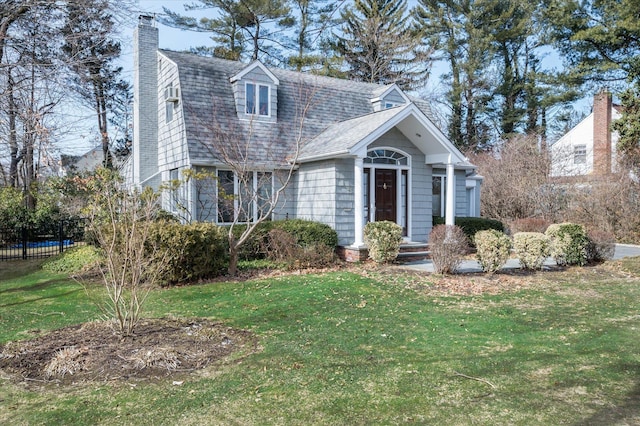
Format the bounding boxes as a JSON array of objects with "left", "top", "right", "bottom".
[
  {"left": 434, "top": 216, "right": 505, "bottom": 244},
  {"left": 513, "top": 232, "right": 550, "bottom": 270},
  {"left": 474, "top": 229, "right": 512, "bottom": 273},
  {"left": 545, "top": 222, "right": 589, "bottom": 266},
  {"left": 150, "top": 221, "right": 228, "bottom": 285},
  {"left": 42, "top": 245, "right": 102, "bottom": 274},
  {"left": 364, "top": 221, "right": 403, "bottom": 263}
]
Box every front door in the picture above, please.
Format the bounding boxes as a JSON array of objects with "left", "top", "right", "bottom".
[{"left": 375, "top": 169, "right": 396, "bottom": 222}]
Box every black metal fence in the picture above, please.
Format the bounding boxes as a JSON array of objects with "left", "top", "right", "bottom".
[{"left": 0, "top": 219, "right": 86, "bottom": 261}]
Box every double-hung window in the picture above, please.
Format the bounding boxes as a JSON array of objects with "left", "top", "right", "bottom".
[
  {"left": 217, "top": 170, "right": 274, "bottom": 223},
  {"left": 573, "top": 144, "right": 587, "bottom": 165},
  {"left": 246, "top": 83, "right": 270, "bottom": 116}
]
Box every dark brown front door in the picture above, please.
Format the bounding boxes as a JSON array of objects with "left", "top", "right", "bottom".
[{"left": 375, "top": 169, "right": 396, "bottom": 222}]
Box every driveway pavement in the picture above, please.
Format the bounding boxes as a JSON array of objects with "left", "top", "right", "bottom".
[{"left": 403, "top": 244, "right": 640, "bottom": 274}]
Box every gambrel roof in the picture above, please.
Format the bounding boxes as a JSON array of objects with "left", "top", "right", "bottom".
[{"left": 159, "top": 50, "right": 460, "bottom": 168}]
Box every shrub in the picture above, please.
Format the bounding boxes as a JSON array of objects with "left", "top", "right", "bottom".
[
  {"left": 545, "top": 222, "right": 589, "bottom": 266},
  {"left": 276, "top": 219, "right": 339, "bottom": 248},
  {"left": 509, "top": 218, "right": 550, "bottom": 234},
  {"left": 475, "top": 229, "right": 512, "bottom": 273},
  {"left": 42, "top": 245, "right": 102, "bottom": 274},
  {"left": 513, "top": 232, "right": 550, "bottom": 270},
  {"left": 585, "top": 229, "right": 616, "bottom": 263},
  {"left": 150, "top": 221, "right": 228, "bottom": 285},
  {"left": 263, "top": 228, "right": 337, "bottom": 269},
  {"left": 232, "top": 219, "right": 338, "bottom": 261},
  {"left": 364, "top": 221, "right": 403, "bottom": 263},
  {"left": 428, "top": 225, "right": 469, "bottom": 274},
  {"left": 433, "top": 216, "right": 505, "bottom": 244}
]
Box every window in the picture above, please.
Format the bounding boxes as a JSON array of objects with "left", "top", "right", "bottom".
[
  {"left": 217, "top": 170, "right": 274, "bottom": 223},
  {"left": 384, "top": 102, "right": 397, "bottom": 109},
  {"left": 165, "top": 102, "right": 174, "bottom": 122},
  {"left": 574, "top": 144, "right": 587, "bottom": 164},
  {"left": 246, "top": 83, "right": 270, "bottom": 116},
  {"left": 364, "top": 149, "right": 408, "bottom": 165},
  {"left": 432, "top": 175, "right": 446, "bottom": 217},
  {"left": 169, "top": 168, "right": 179, "bottom": 213}
]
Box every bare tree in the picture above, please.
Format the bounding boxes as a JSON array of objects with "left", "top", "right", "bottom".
[{"left": 192, "top": 81, "right": 316, "bottom": 275}]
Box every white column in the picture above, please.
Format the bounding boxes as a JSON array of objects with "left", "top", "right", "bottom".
[
  {"left": 353, "top": 157, "right": 365, "bottom": 247},
  {"left": 445, "top": 156, "right": 456, "bottom": 226}
]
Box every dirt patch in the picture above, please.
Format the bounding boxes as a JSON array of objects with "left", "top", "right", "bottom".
[{"left": 0, "top": 318, "right": 258, "bottom": 387}]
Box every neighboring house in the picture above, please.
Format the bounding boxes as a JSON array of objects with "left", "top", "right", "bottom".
[
  {"left": 60, "top": 145, "right": 105, "bottom": 176},
  {"left": 550, "top": 90, "right": 621, "bottom": 178},
  {"left": 127, "top": 16, "right": 481, "bottom": 259}
]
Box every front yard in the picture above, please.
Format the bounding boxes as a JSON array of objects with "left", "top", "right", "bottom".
[{"left": 1, "top": 259, "right": 639, "bottom": 425}]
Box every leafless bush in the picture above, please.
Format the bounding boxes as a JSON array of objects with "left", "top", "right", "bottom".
[
  {"left": 508, "top": 217, "right": 550, "bottom": 234},
  {"left": 264, "top": 229, "right": 336, "bottom": 269},
  {"left": 264, "top": 228, "right": 301, "bottom": 262},
  {"left": 429, "top": 225, "right": 469, "bottom": 274},
  {"left": 564, "top": 176, "right": 640, "bottom": 244},
  {"left": 585, "top": 229, "right": 616, "bottom": 262},
  {"left": 467, "top": 135, "right": 566, "bottom": 223}
]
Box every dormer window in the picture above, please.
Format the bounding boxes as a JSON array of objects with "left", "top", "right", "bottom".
[
  {"left": 384, "top": 102, "right": 398, "bottom": 109},
  {"left": 246, "top": 83, "right": 270, "bottom": 116}
]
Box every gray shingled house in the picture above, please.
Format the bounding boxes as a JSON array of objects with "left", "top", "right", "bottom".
[{"left": 127, "top": 16, "right": 481, "bottom": 260}]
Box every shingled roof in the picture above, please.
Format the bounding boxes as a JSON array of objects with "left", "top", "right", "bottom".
[{"left": 159, "top": 50, "right": 437, "bottom": 167}]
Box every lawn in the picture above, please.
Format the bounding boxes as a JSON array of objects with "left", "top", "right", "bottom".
[{"left": 1, "top": 259, "right": 639, "bottom": 425}]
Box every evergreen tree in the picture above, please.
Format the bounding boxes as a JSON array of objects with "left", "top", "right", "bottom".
[
  {"left": 61, "top": 0, "right": 126, "bottom": 168},
  {"left": 287, "top": 0, "right": 340, "bottom": 71},
  {"left": 162, "top": 0, "right": 294, "bottom": 63},
  {"left": 545, "top": 0, "right": 640, "bottom": 85},
  {"left": 161, "top": 1, "right": 245, "bottom": 60},
  {"left": 333, "top": 0, "right": 431, "bottom": 91}
]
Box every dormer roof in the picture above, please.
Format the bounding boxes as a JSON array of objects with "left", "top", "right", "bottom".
[{"left": 230, "top": 60, "right": 279, "bottom": 86}]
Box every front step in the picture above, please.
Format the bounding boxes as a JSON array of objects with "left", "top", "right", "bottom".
[
  {"left": 338, "top": 242, "right": 430, "bottom": 263},
  {"left": 396, "top": 243, "right": 430, "bottom": 263}
]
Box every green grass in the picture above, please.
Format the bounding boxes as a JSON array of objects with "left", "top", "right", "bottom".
[{"left": 1, "top": 259, "right": 640, "bottom": 425}]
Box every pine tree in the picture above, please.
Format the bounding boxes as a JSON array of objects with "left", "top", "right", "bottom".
[
  {"left": 333, "top": 0, "right": 431, "bottom": 91},
  {"left": 61, "top": 0, "right": 126, "bottom": 168}
]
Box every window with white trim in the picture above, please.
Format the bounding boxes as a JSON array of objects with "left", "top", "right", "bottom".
[
  {"left": 432, "top": 175, "right": 447, "bottom": 217},
  {"left": 573, "top": 144, "right": 587, "bottom": 164},
  {"left": 246, "top": 83, "right": 270, "bottom": 116},
  {"left": 217, "top": 170, "right": 273, "bottom": 223}
]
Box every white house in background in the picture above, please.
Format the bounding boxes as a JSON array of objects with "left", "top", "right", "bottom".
[
  {"left": 126, "top": 16, "right": 482, "bottom": 260},
  {"left": 550, "top": 90, "right": 621, "bottom": 178}
]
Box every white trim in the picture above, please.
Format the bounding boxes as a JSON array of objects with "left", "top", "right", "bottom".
[{"left": 230, "top": 60, "right": 279, "bottom": 85}]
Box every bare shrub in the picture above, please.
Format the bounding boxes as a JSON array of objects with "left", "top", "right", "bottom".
[
  {"left": 509, "top": 218, "right": 550, "bottom": 234},
  {"left": 264, "top": 228, "right": 301, "bottom": 262},
  {"left": 264, "top": 229, "right": 337, "bottom": 269},
  {"left": 563, "top": 176, "right": 640, "bottom": 244},
  {"left": 467, "top": 135, "right": 565, "bottom": 223},
  {"left": 428, "top": 225, "right": 469, "bottom": 274},
  {"left": 585, "top": 229, "right": 616, "bottom": 262},
  {"left": 85, "top": 168, "right": 168, "bottom": 337}
]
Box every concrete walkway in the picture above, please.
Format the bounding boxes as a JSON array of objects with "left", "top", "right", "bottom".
[{"left": 402, "top": 244, "right": 640, "bottom": 273}]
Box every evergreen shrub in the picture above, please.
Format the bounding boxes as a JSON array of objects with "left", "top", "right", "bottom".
[
  {"left": 364, "top": 221, "right": 403, "bottom": 263},
  {"left": 513, "top": 232, "right": 550, "bottom": 270},
  {"left": 545, "top": 222, "right": 589, "bottom": 266},
  {"left": 150, "top": 221, "right": 228, "bottom": 285},
  {"left": 475, "top": 229, "right": 512, "bottom": 273}
]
